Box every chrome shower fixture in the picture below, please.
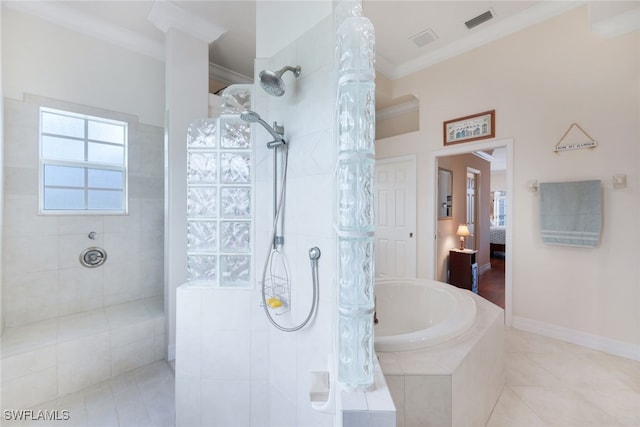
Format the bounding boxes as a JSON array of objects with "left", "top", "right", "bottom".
[
  {"left": 259, "top": 65, "right": 302, "bottom": 96},
  {"left": 240, "top": 109, "right": 285, "bottom": 148},
  {"left": 309, "top": 247, "right": 321, "bottom": 260}
]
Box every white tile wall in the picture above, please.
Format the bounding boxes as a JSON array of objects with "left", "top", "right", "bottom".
[
  {"left": 58, "top": 267, "right": 104, "bottom": 316},
  {"left": 3, "top": 270, "right": 58, "bottom": 326},
  {"left": 3, "top": 196, "right": 58, "bottom": 237},
  {"left": 57, "top": 332, "right": 112, "bottom": 396},
  {"left": 2, "top": 97, "right": 165, "bottom": 328},
  {"left": 111, "top": 336, "right": 156, "bottom": 376},
  {"left": 175, "top": 377, "right": 201, "bottom": 426},
  {"left": 0, "top": 298, "right": 166, "bottom": 410},
  {"left": 201, "top": 379, "right": 252, "bottom": 426},
  {"left": 0, "top": 345, "right": 57, "bottom": 383},
  {"left": 1, "top": 96, "right": 166, "bottom": 411},
  {"left": 1, "top": 366, "right": 58, "bottom": 410},
  {"left": 258, "top": 16, "right": 337, "bottom": 427},
  {"left": 176, "top": 285, "right": 263, "bottom": 426},
  {"left": 56, "top": 309, "right": 109, "bottom": 342},
  {"left": 174, "top": 10, "right": 387, "bottom": 427},
  {"left": 177, "top": 11, "right": 344, "bottom": 427}
]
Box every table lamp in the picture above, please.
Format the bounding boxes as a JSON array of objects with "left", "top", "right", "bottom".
[{"left": 456, "top": 224, "right": 471, "bottom": 250}]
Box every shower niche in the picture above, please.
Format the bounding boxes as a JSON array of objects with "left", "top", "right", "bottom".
[{"left": 186, "top": 86, "right": 254, "bottom": 288}]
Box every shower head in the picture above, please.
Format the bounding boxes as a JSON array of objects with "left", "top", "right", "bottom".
[
  {"left": 240, "top": 109, "right": 285, "bottom": 148},
  {"left": 259, "top": 65, "right": 301, "bottom": 96},
  {"left": 239, "top": 110, "right": 261, "bottom": 123}
]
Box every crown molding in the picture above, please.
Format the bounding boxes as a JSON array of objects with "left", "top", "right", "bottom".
[
  {"left": 209, "top": 63, "right": 253, "bottom": 85},
  {"left": 387, "top": 1, "right": 586, "bottom": 80},
  {"left": 148, "top": 0, "right": 226, "bottom": 44},
  {"left": 591, "top": 5, "right": 640, "bottom": 38},
  {"left": 373, "top": 53, "right": 396, "bottom": 79},
  {"left": 4, "top": 0, "right": 165, "bottom": 61},
  {"left": 376, "top": 99, "right": 419, "bottom": 121}
]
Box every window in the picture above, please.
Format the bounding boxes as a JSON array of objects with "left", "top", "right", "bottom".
[
  {"left": 39, "top": 107, "right": 127, "bottom": 213},
  {"left": 493, "top": 191, "right": 507, "bottom": 226}
]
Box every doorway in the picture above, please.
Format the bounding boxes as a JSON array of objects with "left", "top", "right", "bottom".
[
  {"left": 430, "top": 139, "right": 513, "bottom": 325},
  {"left": 466, "top": 168, "right": 480, "bottom": 250}
]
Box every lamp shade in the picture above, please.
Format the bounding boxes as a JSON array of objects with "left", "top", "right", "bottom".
[{"left": 456, "top": 224, "right": 471, "bottom": 237}]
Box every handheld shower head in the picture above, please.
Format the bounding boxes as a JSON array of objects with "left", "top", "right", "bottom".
[
  {"left": 239, "top": 110, "right": 261, "bottom": 123},
  {"left": 259, "top": 65, "right": 301, "bottom": 97},
  {"left": 240, "top": 109, "right": 286, "bottom": 148}
]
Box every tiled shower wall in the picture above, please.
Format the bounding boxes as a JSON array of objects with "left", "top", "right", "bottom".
[
  {"left": 175, "top": 14, "right": 337, "bottom": 427},
  {"left": 256, "top": 15, "right": 337, "bottom": 426},
  {"left": 2, "top": 95, "right": 164, "bottom": 328}
]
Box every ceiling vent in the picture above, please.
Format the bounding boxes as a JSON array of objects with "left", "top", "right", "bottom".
[
  {"left": 465, "top": 9, "right": 494, "bottom": 30},
  {"left": 409, "top": 28, "right": 438, "bottom": 48}
]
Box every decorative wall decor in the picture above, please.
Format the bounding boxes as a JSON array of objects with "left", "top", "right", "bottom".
[
  {"left": 553, "top": 122, "right": 598, "bottom": 152},
  {"left": 444, "top": 110, "right": 495, "bottom": 145}
]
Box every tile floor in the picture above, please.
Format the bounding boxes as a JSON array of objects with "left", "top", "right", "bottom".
[
  {"left": 3, "top": 361, "right": 175, "bottom": 427},
  {"left": 3, "top": 328, "right": 638, "bottom": 426},
  {"left": 487, "top": 328, "right": 640, "bottom": 427}
]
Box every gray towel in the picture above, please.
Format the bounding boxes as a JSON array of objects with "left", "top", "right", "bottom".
[{"left": 540, "top": 180, "right": 602, "bottom": 247}]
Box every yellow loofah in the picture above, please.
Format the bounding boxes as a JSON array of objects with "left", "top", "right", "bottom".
[{"left": 266, "top": 297, "right": 283, "bottom": 308}]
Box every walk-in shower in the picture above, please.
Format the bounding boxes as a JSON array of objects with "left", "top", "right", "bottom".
[
  {"left": 259, "top": 65, "right": 301, "bottom": 96},
  {"left": 240, "top": 105, "right": 321, "bottom": 332}
]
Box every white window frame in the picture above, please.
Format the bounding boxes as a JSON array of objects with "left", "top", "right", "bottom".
[
  {"left": 493, "top": 190, "right": 507, "bottom": 226},
  {"left": 38, "top": 107, "right": 129, "bottom": 215}
]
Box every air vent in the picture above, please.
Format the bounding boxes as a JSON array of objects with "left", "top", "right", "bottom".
[
  {"left": 465, "top": 9, "right": 494, "bottom": 30},
  {"left": 409, "top": 28, "right": 438, "bottom": 48}
]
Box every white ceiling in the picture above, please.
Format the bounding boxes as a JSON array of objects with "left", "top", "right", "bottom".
[
  {"left": 365, "top": 0, "right": 539, "bottom": 78},
  {"left": 6, "top": 0, "right": 588, "bottom": 84}
]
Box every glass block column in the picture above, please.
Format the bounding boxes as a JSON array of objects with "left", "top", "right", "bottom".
[
  {"left": 186, "top": 85, "right": 253, "bottom": 287},
  {"left": 335, "top": 0, "right": 376, "bottom": 390}
]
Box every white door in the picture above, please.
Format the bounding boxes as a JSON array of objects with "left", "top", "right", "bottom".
[{"left": 375, "top": 157, "right": 417, "bottom": 277}]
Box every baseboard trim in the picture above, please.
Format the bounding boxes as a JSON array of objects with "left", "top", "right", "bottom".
[
  {"left": 512, "top": 316, "right": 640, "bottom": 361},
  {"left": 479, "top": 262, "right": 492, "bottom": 275}
]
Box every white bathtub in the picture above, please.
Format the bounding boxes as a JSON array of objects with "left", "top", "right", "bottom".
[{"left": 374, "top": 278, "right": 476, "bottom": 351}]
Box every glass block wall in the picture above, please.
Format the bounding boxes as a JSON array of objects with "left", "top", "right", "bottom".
[
  {"left": 186, "top": 86, "right": 253, "bottom": 287},
  {"left": 335, "top": 0, "right": 377, "bottom": 390}
]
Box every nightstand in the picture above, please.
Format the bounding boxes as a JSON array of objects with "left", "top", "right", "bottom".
[{"left": 448, "top": 249, "right": 478, "bottom": 293}]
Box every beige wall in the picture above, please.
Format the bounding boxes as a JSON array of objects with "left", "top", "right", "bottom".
[{"left": 376, "top": 6, "right": 640, "bottom": 348}]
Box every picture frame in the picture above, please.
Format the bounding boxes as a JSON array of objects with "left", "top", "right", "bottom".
[{"left": 443, "top": 110, "right": 495, "bottom": 145}]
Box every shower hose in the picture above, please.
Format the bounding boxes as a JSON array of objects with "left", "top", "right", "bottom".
[{"left": 260, "top": 145, "right": 320, "bottom": 332}]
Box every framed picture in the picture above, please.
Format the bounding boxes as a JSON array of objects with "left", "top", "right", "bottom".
[{"left": 443, "top": 110, "right": 495, "bottom": 145}]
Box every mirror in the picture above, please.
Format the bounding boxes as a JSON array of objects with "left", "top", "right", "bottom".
[{"left": 438, "top": 168, "right": 453, "bottom": 219}]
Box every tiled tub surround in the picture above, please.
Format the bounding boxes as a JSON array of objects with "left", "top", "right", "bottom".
[
  {"left": 1, "top": 297, "right": 165, "bottom": 410},
  {"left": 378, "top": 293, "right": 504, "bottom": 427},
  {"left": 2, "top": 96, "right": 166, "bottom": 411}
]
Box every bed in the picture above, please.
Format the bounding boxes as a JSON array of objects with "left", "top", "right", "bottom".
[{"left": 490, "top": 225, "right": 506, "bottom": 257}]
